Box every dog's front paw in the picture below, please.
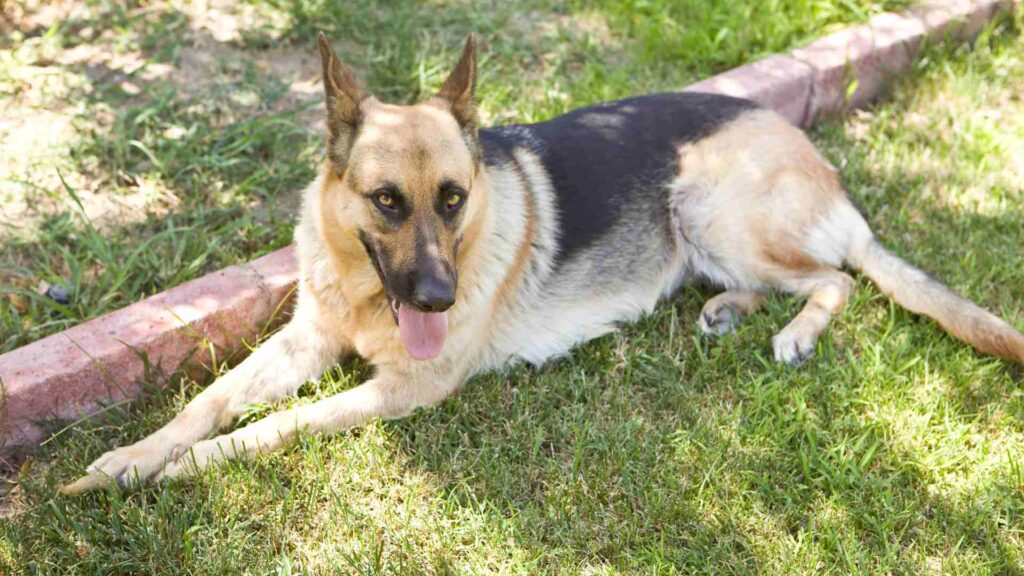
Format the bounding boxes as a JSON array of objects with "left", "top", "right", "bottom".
[
  {"left": 771, "top": 329, "right": 816, "bottom": 365},
  {"left": 60, "top": 440, "right": 179, "bottom": 495}
]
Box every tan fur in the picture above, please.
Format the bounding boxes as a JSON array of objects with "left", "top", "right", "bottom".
[
  {"left": 850, "top": 240, "right": 1024, "bottom": 363},
  {"left": 490, "top": 163, "right": 537, "bottom": 315},
  {"left": 759, "top": 236, "right": 823, "bottom": 273},
  {"left": 321, "top": 101, "right": 475, "bottom": 288},
  {"left": 675, "top": 110, "right": 846, "bottom": 284}
]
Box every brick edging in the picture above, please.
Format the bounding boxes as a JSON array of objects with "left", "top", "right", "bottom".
[
  {"left": 684, "top": 0, "right": 1009, "bottom": 126},
  {"left": 0, "top": 247, "right": 297, "bottom": 452},
  {"left": 0, "top": 0, "right": 1011, "bottom": 455}
]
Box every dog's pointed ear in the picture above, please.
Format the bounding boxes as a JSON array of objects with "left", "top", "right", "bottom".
[
  {"left": 318, "top": 32, "right": 367, "bottom": 173},
  {"left": 437, "top": 34, "right": 477, "bottom": 131}
]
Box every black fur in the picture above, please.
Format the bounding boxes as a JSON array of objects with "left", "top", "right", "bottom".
[{"left": 481, "top": 92, "right": 757, "bottom": 267}]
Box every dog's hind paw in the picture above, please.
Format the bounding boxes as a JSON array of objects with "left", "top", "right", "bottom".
[{"left": 699, "top": 304, "right": 742, "bottom": 336}]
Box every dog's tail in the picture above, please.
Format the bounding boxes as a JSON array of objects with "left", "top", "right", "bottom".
[{"left": 848, "top": 238, "right": 1024, "bottom": 363}]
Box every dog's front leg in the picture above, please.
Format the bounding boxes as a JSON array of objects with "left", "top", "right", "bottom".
[
  {"left": 60, "top": 308, "right": 347, "bottom": 494},
  {"left": 156, "top": 366, "right": 464, "bottom": 480}
]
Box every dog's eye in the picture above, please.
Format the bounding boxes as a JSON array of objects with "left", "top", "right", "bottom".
[
  {"left": 446, "top": 192, "right": 464, "bottom": 210},
  {"left": 374, "top": 192, "right": 396, "bottom": 210}
]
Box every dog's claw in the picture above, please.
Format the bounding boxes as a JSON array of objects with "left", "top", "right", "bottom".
[{"left": 155, "top": 459, "right": 186, "bottom": 482}]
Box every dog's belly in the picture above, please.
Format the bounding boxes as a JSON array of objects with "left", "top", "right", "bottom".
[{"left": 488, "top": 248, "right": 682, "bottom": 367}]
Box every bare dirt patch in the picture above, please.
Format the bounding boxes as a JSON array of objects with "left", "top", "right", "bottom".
[{"left": 0, "top": 0, "right": 320, "bottom": 243}]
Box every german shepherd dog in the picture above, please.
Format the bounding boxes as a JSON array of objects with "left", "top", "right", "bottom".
[{"left": 63, "top": 34, "right": 1024, "bottom": 493}]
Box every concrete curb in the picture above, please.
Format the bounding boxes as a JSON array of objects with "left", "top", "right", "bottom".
[{"left": 0, "top": 0, "right": 1011, "bottom": 454}]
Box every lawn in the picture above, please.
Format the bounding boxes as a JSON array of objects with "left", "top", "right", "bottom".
[{"left": 4, "top": 2, "right": 1024, "bottom": 575}]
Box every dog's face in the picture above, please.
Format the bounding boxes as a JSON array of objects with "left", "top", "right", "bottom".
[{"left": 316, "top": 34, "right": 482, "bottom": 361}]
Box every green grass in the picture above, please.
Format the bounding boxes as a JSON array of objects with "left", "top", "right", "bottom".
[
  {"left": 0, "top": 0, "right": 908, "bottom": 352},
  {"left": 240, "top": 0, "right": 908, "bottom": 111},
  {"left": 4, "top": 2, "right": 1024, "bottom": 575}
]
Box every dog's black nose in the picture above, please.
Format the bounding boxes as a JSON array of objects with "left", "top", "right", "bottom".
[{"left": 412, "top": 274, "right": 456, "bottom": 312}]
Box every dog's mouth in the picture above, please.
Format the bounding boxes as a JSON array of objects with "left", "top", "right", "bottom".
[{"left": 361, "top": 234, "right": 448, "bottom": 362}]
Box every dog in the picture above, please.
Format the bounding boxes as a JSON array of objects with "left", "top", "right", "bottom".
[{"left": 62, "top": 33, "right": 1024, "bottom": 493}]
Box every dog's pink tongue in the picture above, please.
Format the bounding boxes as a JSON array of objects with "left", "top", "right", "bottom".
[{"left": 398, "top": 304, "right": 448, "bottom": 361}]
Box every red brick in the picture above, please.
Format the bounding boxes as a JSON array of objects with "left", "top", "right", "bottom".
[
  {"left": 684, "top": 54, "right": 815, "bottom": 127},
  {"left": 790, "top": 12, "right": 925, "bottom": 120},
  {"left": 790, "top": 0, "right": 1007, "bottom": 123},
  {"left": 913, "top": 0, "right": 1005, "bottom": 42},
  {"left": 244, "top": 245, "right": 300, "bottom": 316},
  {"left": 0, "top": 247, "right": 299, "bottom": 451}
]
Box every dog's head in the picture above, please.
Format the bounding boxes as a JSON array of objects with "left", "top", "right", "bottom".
[{"left": 315, "top": 33, "right": 483, "bottom": 361}]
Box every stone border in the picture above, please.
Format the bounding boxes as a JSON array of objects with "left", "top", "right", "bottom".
[{"left": 0, "top": 0, "right": 1011, "bottom": 455}]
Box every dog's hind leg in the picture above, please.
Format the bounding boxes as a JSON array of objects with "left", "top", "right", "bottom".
[
  {"left": 699, "top": 291, "right": 766, "bottom": 336},
  {"left": 156, "top": 367, "right": 464, "bottom": 480},
  {"left": 61, "top": 305, "right": 347, "bottom": 494},
  {"left": 770, "top": 270, "right": 854, "bottom": 365}
]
